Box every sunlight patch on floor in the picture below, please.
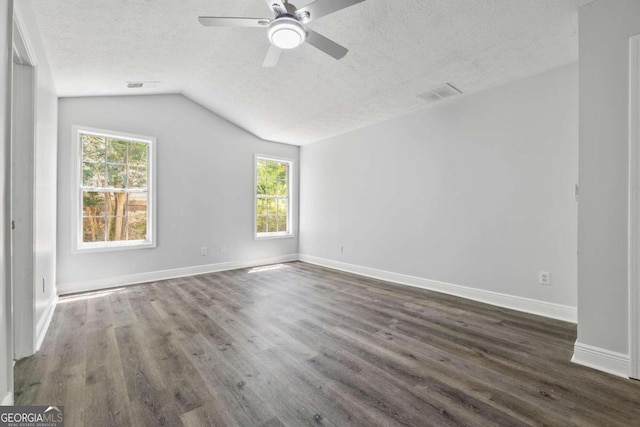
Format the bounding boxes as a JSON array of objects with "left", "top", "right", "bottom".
[
  {"left": 58, "top": 287, "right": 126, "bottom": 303},
  {"left": 248, "top": 264, "right": 288, "bottom": 274}
]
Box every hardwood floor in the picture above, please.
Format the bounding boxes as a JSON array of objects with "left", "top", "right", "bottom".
[{"left": 14, "top": 261, "right": 640, "bottom": 426}]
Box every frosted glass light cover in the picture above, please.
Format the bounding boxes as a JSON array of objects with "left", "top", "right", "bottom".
[
  {"left": 267, "top": 17, "right": 306, "bottom": 50},
  {"left": 271, "top": 28, "right": 303, "bottom": 49}
]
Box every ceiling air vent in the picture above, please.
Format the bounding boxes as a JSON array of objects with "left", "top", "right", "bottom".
[
  {"left": 126, "top": 81, "right": 160, "bottom": 89},
  {"left": 417, "top": 83, "right": 463, "bottom": 104}
]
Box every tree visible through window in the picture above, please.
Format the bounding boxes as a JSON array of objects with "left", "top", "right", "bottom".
[
  {"left": 256, "top": 157, "right": 292, "bottom": 237},
  {"left": 78, "top": 129, "right": 154, "bottom": 249}
]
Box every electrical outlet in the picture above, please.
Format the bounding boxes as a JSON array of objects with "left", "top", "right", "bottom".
[
  {"left": 200, "top": 247, "right": 208, "bottom": 256},
  {"left": 539, "top": 271, "right": 551, "bottom": 285},
  {"left": 339, "top": 245, "right": 344, "bottom": 254},
  {"left": 220, "top": 245, "right": 227, "bottom": 253},
  {"left": 42, "top": 277, "right": 45, "bottom": 293}
]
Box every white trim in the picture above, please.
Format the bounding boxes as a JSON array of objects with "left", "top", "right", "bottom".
[
  {"left": 75, "top": 240, "right": 156, "bottom": 254},
  {"left": 572, "top": 342, "right": 630, "bottom": 378},
  {"left": 254, "top": 153, "right": 295, "bottom": 240},
  {"left": 4, "top": 2, "right": 15, "bottom": 404},
  {"left": 298, "top": 254, "right": 577, "bottom": 322},
  {"left": 628, "top": 34, "right": 640, "bottom": 380},
  {"left": 1, "top": 392, "right": 13, "bottom": 406},
  {"left": 10, "top": 10, "right": 38, "bottom": 361},
  {"left": 34, "top": 295, "right": 57, "bottom": 352},
  {"left": 57, "top": 254, "right": 299, "bottom": 295},
  {"left": 71, "top": 125, "right": 157, "bottom": 254},
  {"left": 256, "top": 232, "right": 295, "bottom": 240},
  {"left": 12, "top": 7, "right": 37, "bottom": 67}
]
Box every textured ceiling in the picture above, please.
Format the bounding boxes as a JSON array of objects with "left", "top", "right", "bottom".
[{"left": 31, "top": 0, "right": 591, "bottom": 145}]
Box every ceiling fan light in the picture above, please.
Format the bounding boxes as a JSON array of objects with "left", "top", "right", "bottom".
[
  {"left": 271, "top": 28, "right": 302, "bottom": 49},
  {"left": 268, "top": 17, "right": 306, "bottom": 49}
]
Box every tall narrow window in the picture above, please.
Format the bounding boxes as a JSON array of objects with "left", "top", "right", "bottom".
[
  {"left": 255, "top": 155, "right": 294, "bottom": 238},
  {"left": 74, "top": 126, "right": 156, "bottom": 252}
]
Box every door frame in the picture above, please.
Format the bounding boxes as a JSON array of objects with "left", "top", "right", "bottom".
[
  {"left": 628, "top": 34, "right": 640, "bottom": 379},
  {"left": 10, "top": 10, "right": 37, "bottom": 359},
  {"left": 1, "top": 0, "right": 14, "bottom": 406}
]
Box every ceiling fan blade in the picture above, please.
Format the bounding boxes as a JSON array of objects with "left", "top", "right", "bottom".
[
  {"left": 296, "top": 0, "right": 365, "bottom": 22},
  {"left": 262, "top": 45, "right": 282, "bottom": 68},
  {"left": 198, "top": 17, "right": 271, "bottom": 27},
  {"left": 306, "top": 30, "right": 348, "bottom": 60},
  {"left": 264, "top": 0, "right": 287, "bottom": 15}
]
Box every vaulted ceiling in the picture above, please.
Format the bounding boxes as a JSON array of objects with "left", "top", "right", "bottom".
[{"left": 31, "top": 0, "right": 591, "bottom": 145}]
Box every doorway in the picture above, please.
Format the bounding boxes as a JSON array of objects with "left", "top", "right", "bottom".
[{"left": 11, "top": 16, "right": 36, "bottom": 360}]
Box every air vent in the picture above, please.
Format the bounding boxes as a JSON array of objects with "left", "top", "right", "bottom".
[
  {"left": 126, "top": 81, "right": 160, "bottom": 89},
  {"left": 417, "top": 83, "right": 463, "bottom": 104}
]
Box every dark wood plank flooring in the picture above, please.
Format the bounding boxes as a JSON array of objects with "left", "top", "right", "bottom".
[{"left": 14, "top": 261, "right": 640, "bottom": 426}]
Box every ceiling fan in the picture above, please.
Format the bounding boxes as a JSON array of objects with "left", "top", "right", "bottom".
[{"left": 198, "top": 0, "right": 365, "bottom": 67}]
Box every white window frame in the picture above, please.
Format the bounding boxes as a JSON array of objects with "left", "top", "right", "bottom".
[
  {"left": 71, "top": 125, "right": 157, "bottom": 253},
  {"left": 254, "top": 154, "right": 295, "bottom": 240}
]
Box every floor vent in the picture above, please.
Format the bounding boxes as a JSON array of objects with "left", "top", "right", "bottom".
[{"left": 417, "top": 83, "right": 463, "bottom": 104}]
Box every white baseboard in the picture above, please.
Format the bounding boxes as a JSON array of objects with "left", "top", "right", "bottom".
[
  {"left": 572, "top": 342, "right": 630, "bottom": 378},
  {"left": 1, "top": 392, "right": 13, "bottom": 406},
  {"left": 57, "top": 254, "right": 299, "bottom": 295},
  {"left": 35, "top": 295, "right": 58, "bottom": 352},
  {"left": 298, "top": 254, "right": 577, "bottom": 323}
]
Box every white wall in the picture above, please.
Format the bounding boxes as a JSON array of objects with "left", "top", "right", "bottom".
[
  {"left": 300, "top": 64, "right": 578, "bottom": 314},
  {"left": 577, "top": 0, "right": 640, "bottom": 360},
  {"left": 1, "top": 0, "right": 13, "bottom": 406},
  {"left": 13, "top": 0, "right": 58, "bottom": 354},
  {"left": 57, "top": 94, "right": 299, "bottom": 293}
]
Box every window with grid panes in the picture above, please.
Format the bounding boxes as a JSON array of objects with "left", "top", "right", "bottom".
[
  {"left": 74, "top": 127, "right": 155, "bottom": 252},
  {"left": 255, "top": 156, "right": 293, "bottom": 238}
]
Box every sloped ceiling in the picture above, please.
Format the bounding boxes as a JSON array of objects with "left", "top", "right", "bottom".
[{"left": 31, "top": 0, "right": 591, "bottom": 145}]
